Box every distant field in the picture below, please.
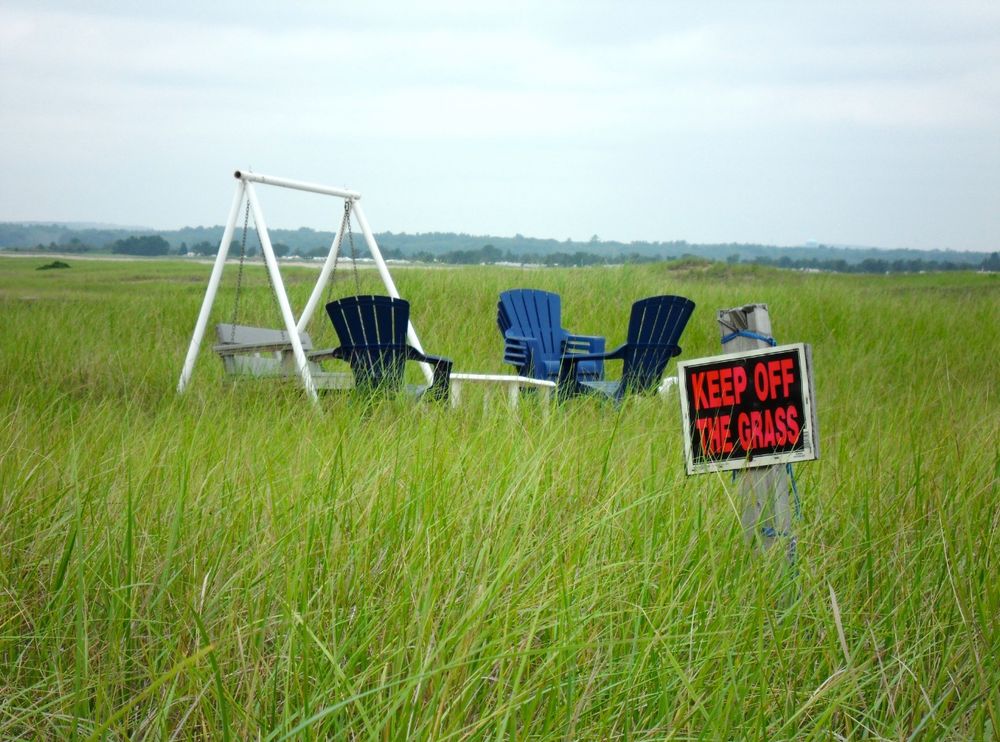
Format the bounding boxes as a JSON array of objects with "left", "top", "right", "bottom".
[{"left": 1, "top": 257, "right": 997, "bottom": 739}]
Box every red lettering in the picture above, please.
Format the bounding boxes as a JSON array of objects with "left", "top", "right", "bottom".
[
  {"left": 696, "top": 414, "right": 733, "bottom": 455},
  {"left": 718, "top": 367, "right": 733, "bottom": 405},
  {"left": 750, "top": 411, "right": 764, "bottom": 449},
  {"left": 706, "top": 370, "right": 721, "bottom": 408},
  {"left": 691, "top": 371, "right": 710, "bottom": 411},
  {"left": 780, "top": 357, "right": 795, "bottom": 398},
  {"left": 695, "top": 416, "right": 713, "bottom": 451},
  {"left": 786, "top": 406, "right": 800, "bottom": 444},
  {"left": 737, "top": 412, "right": 752, "bottom": 449},
  {"left": 762, "top": 409, "right": 776, "bottom": 447},
  {"left": 732, "top": 365, "right": 747, "bottom": 404},
  {"left": 767, "top": 360, "right": 784, "bottom": 401},
  {"left": 774, "top": 406, "right": 787, "bottom": 445},
  {"left": 696, "top": 355, "right": 802, "bottom": 456},
  {"left": 753, "top": 362, "right": 768, "bottom": 402},
  {"left": 714, "top": 414, "right": 733, "bottom": 454}
]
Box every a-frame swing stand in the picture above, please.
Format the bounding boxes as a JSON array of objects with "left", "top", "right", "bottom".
[{"left": 177, "top": 170, "right": 434, "bottom": 404}]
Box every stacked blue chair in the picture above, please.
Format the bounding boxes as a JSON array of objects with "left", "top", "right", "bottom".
[{"left": 497, "top": 289, "right": 605, "bottom": 382}]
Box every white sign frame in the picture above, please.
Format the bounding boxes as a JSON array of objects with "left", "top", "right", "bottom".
[{"left": 677, "top": 342, "right": 819, "bottom": 475}]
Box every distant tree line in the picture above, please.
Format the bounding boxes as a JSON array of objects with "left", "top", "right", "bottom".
[
  {"left": 2, "top": 222, "right": 996, "bottom": 273},
  {"left": 409, "top": 246, "right": 1000, "bottom": 273},
  {"left": 980, "top": 252, "right": 1000, "bottom": 272},
  {"left": 424, "top": 244, "right": 660, "bottom": 267},
  {"left": 740, "top": 254, "right": 999, "bottom": 274},
  {"left": 111, "top": 235, "right": 170, "bottom": 256},
  {"left": 185, "top": 238, "right": 295, "bottom": 258}
]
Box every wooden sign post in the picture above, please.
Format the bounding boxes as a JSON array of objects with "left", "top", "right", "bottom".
[{"left": 676, "top": 304, "right": 819, "bottom": 553}]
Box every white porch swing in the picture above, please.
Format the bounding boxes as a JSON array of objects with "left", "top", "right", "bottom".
[{"left": 177, "top": 170, "right": 434, "bottom": 404}]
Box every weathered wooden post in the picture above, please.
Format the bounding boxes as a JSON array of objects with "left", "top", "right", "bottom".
[
  {"left": 676, "top": 304, "right": 817, "bottom": 560},
  {"left": 716, "top": 304, "right": 792, "bottom": 552}
]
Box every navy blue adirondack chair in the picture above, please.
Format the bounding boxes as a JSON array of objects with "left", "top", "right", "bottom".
[
  {"left": 557, "top": 295, "right": 695, "bottom": 402},
  {"left": 316, "top": 295, "right": 453, "bottom": 400},
  {"left": 497, "top": 289, "right": 605, "bottom": 382}
]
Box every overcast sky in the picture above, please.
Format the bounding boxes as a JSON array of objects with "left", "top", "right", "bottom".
[{"left": 1, "top": 1, "right": 998, "bottom": 251}]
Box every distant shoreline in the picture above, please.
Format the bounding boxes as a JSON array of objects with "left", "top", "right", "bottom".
[{"left": 0, "top": 252, "right": 456, "bottom": 270}]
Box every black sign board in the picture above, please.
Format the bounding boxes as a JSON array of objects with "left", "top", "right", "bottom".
[{"left": 677, "top": 343, "right": 819, "bottom": 474}]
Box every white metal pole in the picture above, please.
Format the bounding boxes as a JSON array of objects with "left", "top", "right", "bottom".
[
  {"left": 351, "top": 201, "right": 434, "bottom": 384},
  {"left": 244, "top": 183, "right": 319, "bottom": 403},
  {"left": 296, "top": 206, "right": 348, "bottom": 333},
  {"left": 234, "top": 170, "right": 361, "bottom": 200},
  {"left": 177, "top": 181, "right": 245, "bottom": 393}
]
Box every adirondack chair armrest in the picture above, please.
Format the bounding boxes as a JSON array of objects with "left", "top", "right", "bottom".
[
  {"left": 563, "top": 333, "right": 605, "bottom": 355},
  {"left": 627, "top": 341, "right": 683, "bottom": 357},
  {"left": 555, "top": 344, "right": 627, "bottom": 397},
  {"left": 403, "top": 346, "right": 453, "bottom": 401},
  {"left": 313, "top": 344, "right": 414, "bottom": 364},
  {"left": 563, "top": 343, "right": 630, "bottom": 365},
  {"left": 558, "top": 342, "right": 681, "bottom": 377},
  {"left": 503, "top": 332, "right": 540, "bottom": 347},
  {"left": 306, "top": 346, "right": 350, "bottom": 362},
  {"left": 562, "top": 334, "right": 606, "bottom": 381}
]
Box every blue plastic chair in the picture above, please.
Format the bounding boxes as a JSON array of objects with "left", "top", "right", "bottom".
[
  {"left": 317, "top": 295, "right": 452, "bottom": 400},
  {"left": 557, "top": 295, "right": 695, "bottom": 402},
  {"left": 497, "top": 289, "right": 605, "bottom": 381}
]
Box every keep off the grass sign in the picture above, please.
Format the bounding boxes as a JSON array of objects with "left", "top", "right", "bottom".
[{"left": 677, "top": 343, "right": 819, "bottom": 475}]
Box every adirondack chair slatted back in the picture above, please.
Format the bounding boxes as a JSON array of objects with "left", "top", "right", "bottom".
[
  {"left": 499, "top": 289, "right": 565, "bottom": 356},
  {"left": 326, "top": 295, "right": 409, "bottom": 391},
  {"left": 620, "top": 295, "right": 695, "bottom": 395},
  {"left": 627, "top": 295, "right": 694, "bottom": 345}
]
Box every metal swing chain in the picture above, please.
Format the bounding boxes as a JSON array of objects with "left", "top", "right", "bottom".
[
  {"left": 229, "top": 199, "right": 252, "bottom": 342},
  {"left": 231, "top": 197, "right": 289, "bottom": 342},
  {"left": 325, "top": 201, "right": 347, "bottom": 305},
  {"left": 345, "top": 200, "right": 362, "bottom": 294},
  {"left": 250, "top": 217, "right": 287, "bottom": 340},
  {"left": 325, "top": 199, "right": 362, "bottom": 307}
]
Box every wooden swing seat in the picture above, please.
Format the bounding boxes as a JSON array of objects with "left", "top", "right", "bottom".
[{"left": 212, "top": 323, "right": 353, "bottom": 389}]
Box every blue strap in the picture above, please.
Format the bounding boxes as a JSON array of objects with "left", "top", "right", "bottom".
[
  {"left": 721, "top": 329, "right": 777, "bottom": 346},
  {"left": 759, "top": 527, "right": 798, "bottom": 567},
  {"left": 759, "top": 527, "right": 793, "bottom": 538}
]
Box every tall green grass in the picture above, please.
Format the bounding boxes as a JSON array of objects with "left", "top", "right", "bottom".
[{"left": 0, "top": 256, "right": 997, "bottom": 739}]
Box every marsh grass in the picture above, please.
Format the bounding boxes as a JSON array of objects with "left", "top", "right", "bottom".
[{"left": 0, "top": 257, "right": 997, "bottom": 739}]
